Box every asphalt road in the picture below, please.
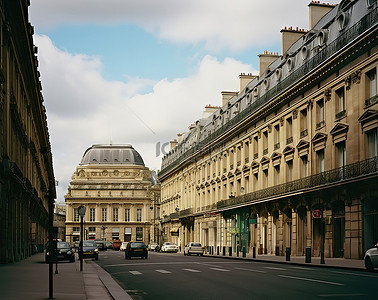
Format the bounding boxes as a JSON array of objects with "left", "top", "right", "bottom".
[{"left": 95, "top": 250, "right": 377, "bottom": 300}]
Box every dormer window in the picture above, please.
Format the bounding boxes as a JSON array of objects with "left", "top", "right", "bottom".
[
  {"left": 337, "top": 12, "right": 349, "bottom": 31},
  {"left": 301, "top": 46, "right": 309, "bottom": 60},
  {"left": 287, "top": 57, "right": 295, "bottom": 71}
]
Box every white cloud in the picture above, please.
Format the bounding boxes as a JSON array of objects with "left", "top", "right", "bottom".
[
  {"left": 35, "top": 35, "right": 255, "bottom": 202},
  {"left": 29, "top": 0, "right": 322, "bottom": 52}
]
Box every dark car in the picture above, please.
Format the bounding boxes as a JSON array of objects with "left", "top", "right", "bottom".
[
  {"left": 125, "top": 242, "right": 148, "bottom": 259},
  {"left": 95, "top": 239, "right": 107, "bottom": 251},
  {"left": 79, "top": 240, "right": 99, "bottom": 260},
  {"left": 45, "top": 241, "right": 75, "bottom": 263}
]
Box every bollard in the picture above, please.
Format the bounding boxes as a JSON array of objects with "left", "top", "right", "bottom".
[
  {"left": 305, "top": 246, "right": 311, "bottom": 263},
  {"left": 229, "top": 246, "right": 232, "bottom": 256},
  {"left": 237, "top": 246, "right": 239, "bottom": 257},
  {"left": 242, "top": 246, "right": 246, "bottom": 258},
  {"left": 217, "top": 246, "right": 219, "bottom": 255},
  {"left": 253, "top": 246, "right": 256, "bottom": 258},
  {"left": 285, "top": 247, "right": 291, "bottom": 261},
  {"left": 223, "top": 246, "right": 226, "bottom": 256}
]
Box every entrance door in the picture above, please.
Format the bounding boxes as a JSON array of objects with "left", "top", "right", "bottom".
[{"left": 333, "top": 217, "right": 345, "bottom": 257}]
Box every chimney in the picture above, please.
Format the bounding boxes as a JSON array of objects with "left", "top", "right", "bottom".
[
  {"left": 177, "top": 133, "right": 184, "bottom": 143},
  {"left": 308, "top": 1, "right": 336, "bottom": 29},
  {"left": 202, "top": 105, "right": 220, "bottom": 119},
  {"left": 170, "top": 139, "right": 178, "bottom": 150},
  {"left": 239, "top": 73, "right": 257, "bottom": 93},
  {"left": 281, "top": 27, "right": 307, "bottom": 56},
  {"left": 258, "top": 51, "right": 280, "bottom": 77},
  {"left": 221, "top": 91, "right": 238, "bottom": 107}
]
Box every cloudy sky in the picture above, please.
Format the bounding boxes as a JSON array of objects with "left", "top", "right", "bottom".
[{"left": 28, "top": 0, "right": 335, "bottom": 202}]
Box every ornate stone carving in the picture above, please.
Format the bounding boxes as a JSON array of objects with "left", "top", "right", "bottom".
[
  {"left": 293, "top": 109, "right": 298, "bottom": 119},
  {"left": 324, "top": 88, "right": 331, "bottom": 102}
]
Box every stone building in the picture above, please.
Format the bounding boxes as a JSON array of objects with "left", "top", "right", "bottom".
[
  {"left": 65, "top": 144, "right": 160, "bottom": 246},
  {"left": 0, "top": 1, "right": 56, "bottom": 263},
  {"left": 159, "top": 0, "right": 378, "bottom": 260}
]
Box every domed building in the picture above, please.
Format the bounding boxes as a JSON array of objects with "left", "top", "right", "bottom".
[{"left": 65, "top": 144, "right": 160, "bottom": 245}]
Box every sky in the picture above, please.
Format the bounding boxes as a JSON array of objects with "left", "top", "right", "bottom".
[{"left": 28, "top": 0, "right": 334, "bottom": 203}]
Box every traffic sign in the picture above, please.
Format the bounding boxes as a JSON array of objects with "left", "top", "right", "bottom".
[{"left": 312, "top": 209, "right": 322, "bottom": 218}]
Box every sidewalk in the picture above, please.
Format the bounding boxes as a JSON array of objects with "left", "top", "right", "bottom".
[
  {"left": 204, "top": 251, "right": 366, "bottom": 271},
  {"left": 0, "top": 252, "right": 131, "bottom": 300}
]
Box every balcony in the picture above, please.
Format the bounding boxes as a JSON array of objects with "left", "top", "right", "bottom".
[
  {"left": 254, "top": 153, "right": 258, "bottom": 160},
  {"left": 335, "top": 110, "right": 346, "bottom": 119},
  {"left": 286, "top": 136, "right": 293, "bottom": 144},
  {"left": 316, "top": 120, "right": 325, "bottom": 129},
  {"left": 217, "top": 156, "right": 378, "bottom": 210},
  {"left": 179, "top": 208, "right": 193, "bottom": 218},
  {"left": 365, "top": 95, "right": 377, "bottom": 107},
  {"left": 263, "top": 148, "right": 268, "bottom": 155},
  {"left": 274, "top": 142, "right": 280, "bottom": 150},
  {"left": 245, "top": 157, "right": 249, "bottom": 164},
  {"left": 300, "top": 129, "right": 308, "bottom": 138}
]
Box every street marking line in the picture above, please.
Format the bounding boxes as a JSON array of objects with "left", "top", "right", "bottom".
[
  {"left": 210, "top": 268, "right": 230, "bottom": 272},
  {"left": 183, "top": 268, "right": 201, "bottom": 273},
  {"left": 105, "top": 261, "right": 217, "bottom": 267},
  {"left": 129, "top": 271, "right": 142, "bottom": 275},
  {"left": 331, "top": 271, "right": 378, "bottom": 278},
  {"left": 278, "top": 275, "right": 344, "bottom": 286},
  {"left": 235, "top": 267, "right": 266, "bottom": 273},
  {"left": 318, "top": 294, "right": 367, "bottom": 298},
  {"left": 156, "top": 269, "right": 172, "bottom": 274},
  {"left": 289, "top": 267, "right": 312, "bottom": 270},
  {"left": 263, "top": 267, "right": 287, "bottom": 271}
]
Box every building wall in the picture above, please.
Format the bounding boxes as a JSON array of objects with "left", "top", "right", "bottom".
[
  {"left": 159, "top": 0, "right": 378, "bottom": 259},
  {"left": 65, "top": 162, "right": 160, "bottom": 246},
  {"left": 0, "top": 1, "right": 56, "bottom": 263}
]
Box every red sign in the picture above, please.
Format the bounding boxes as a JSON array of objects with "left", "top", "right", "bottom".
[{"left": 312, "top": 209, "right": 322, "bottom": 219}]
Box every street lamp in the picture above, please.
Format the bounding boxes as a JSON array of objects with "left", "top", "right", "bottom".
[{"left": 78, "top": 205, "right": 86, "bottom": 272}]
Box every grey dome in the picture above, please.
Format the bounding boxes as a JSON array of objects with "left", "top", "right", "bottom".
[{"left": 80, "top": 144, "right": 145, "bottom": 166}]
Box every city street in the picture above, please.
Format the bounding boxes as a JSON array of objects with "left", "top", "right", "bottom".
[{"left": 95, "top": 251, "right": 377, "bottom": 300}]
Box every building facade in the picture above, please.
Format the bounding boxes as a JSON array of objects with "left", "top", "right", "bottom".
[
  {"left": 65, "top": 144, "right": 160, "bottom": 246},
  {"left": 0, "top": 1, "right": 56, "bottom": 263},
  {"left": 159, "top": 0, "right": 378, "bottom": 260}
]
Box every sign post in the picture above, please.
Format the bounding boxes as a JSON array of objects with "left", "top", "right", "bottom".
[{"left": 78, "top": 206, "right": 86, "bottom": 272}]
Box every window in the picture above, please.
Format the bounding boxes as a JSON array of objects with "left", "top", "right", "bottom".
[
  {"left": 286, "top": 117, "right": 293, "bottom": 144},
  {"left": 316, "top": 99, "right": 325, "bottom": 129},
  {"left": 367, "top": 129, "right": 378, "bottom": 158},
  {"left": 88, "top": 227, "right": 96, "bottom": 239},
  {"left": 274, "top": 125, "right": 280, "bottom": 150},
  {"left": 125, "top": 208, "right": 130, "bottom": 222},
  {"left": 336, "top": 87, "right": 346, "bottom": 118},
  {"left": 112, "top": 228, "right": 119, "bottom": 240},
  {"left": 137, "top": 208, "right": 142, "bottom": 222},
  {"left": 244, "top": 142, "right": 249, "bottom": 163},
  {"left": 274, "top": 165, "right": 280, "bottom": 185},
  {"left": 136, "top": 227, "right": 143, "bottom": 241},
  {"left": 253, "top": 136, "right": 259, "bottom": 159},
  {"left": 336, "top": 141, "right": 346, "bottom": 168},
  {"left": 73, "top": 227, "right": 80, "bottom": 233},
  {"left": 263, "top": 131, "right": 268, "bottom": 155},
  {"left": 236, "top": 146, "right": 241, "bottom": 166},
  {"left": 74, "top": 208, "right": 79, "bottom": 222},
  {"left": 366, "top": 68, "right": 377, "bottom": 106},
  {"left": 253, "top": 173, "right": 258, "bottom": 191},
  {"left": 102, "top": 208, "right": 107, "bottom": 222},
  {"left": 263, "top": 170, "right": 268, "bottom": 188},
  {"left": 317, "top": 150, "right": 325, "bottom": 173},
  {"left": 124, "top": 227, "right": 132, "bottom": 242},
  {"left": 90, "top": 208, "right": 95, "bottom": 222},
  {"left": 113, "top": 208, "right": 118, "bottom": 222},
  {"left": 301, "top": 155, "right": 308, "bottom": 177},
  {"left": 286, "top": 160, "right": 293, "bottom": 182},
  {"left": 300, "top": 109, "right": 308, "bottom": 138}
]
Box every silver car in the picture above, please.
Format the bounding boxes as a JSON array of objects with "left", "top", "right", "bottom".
[
  {"left": 161, "top": 242, "right": 178, "bottom": 253},
  {"left": 364, "top": 242, "right": 378, "bottom": 271},
  {"left": 184, "top": 242, "right": 204, "bottom": 256}
]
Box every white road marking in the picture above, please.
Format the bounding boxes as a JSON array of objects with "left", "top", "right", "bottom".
[
  {"left": 263, "top": 267, "right": 287, "bottom": 271},
  {"left": 129, "top": 271, "right": 142, "bottom": 275},
  {"left": 318, "top": 294, "right": 367, "bottom": 298},
  {"left": 235, "top": 267, "right": 266, "bottom": 273},
  {"left": 210, "top": 268, "right": 230, "bottom": 272},
  {"left": 105, "top": 261, "right": 217, "bottom": 267},
  {"left": 278, "top": 275, "right": 344, "bottom": 286},
  {"left": 156, "top": 269, "right": 172, "bottom": 274},
  {"left": 289, "top": 266, "right": 312, "bottom": 270},
  {"left": 331, "top": 271, "right": 378, "bottom": 278},
  {"left": 183, "top": 268, "right": 201, "bottom": 273}
]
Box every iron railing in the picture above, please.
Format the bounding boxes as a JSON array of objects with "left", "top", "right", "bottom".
[
  {"left": 217, "top": 156, "right": 378, "bottom": 210},
  {"left": 159, "top": 8, "right": 378, "bottom": 178},
  {"left": 365, "top": 95, "right": 377, "bottom": 107}
]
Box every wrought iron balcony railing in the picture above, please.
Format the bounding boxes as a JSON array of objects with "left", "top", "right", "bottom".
[
  {"left": 335, "top": 110, "right": 346, "bottom": 119},
  {"left": 300, "top": 129, "right": 308, "bottom": 138},
  {"left": 179, "top": 208, "right": 193, "bottom": 218},
  {"left": 286, "top": 136, "right": 293, "bottom": 144},
  {"left": 217, "top": 156, "right": 378, "bottom": 210},
  {"left": 365, "top": 95, "right": 377, "bottom": 107}
]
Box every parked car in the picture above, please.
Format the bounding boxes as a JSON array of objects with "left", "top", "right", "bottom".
[
  {"left": 45, "top": 241, "right": 75, "bottom": 263},
  {"left": 364, "top": 242, "right": 378, "bottom": 271},
  {"left": 120, "top": 242, "right": 129, "bottom": 251},
  {"left": 105, "top": 241, "right": 113, "bottom": 249},
  {"left": 184, "top": 242, "right": 204, "bottom": 256},
  {"left": 79, "top": 240, "right": 99, "bottom": 260},
  {"left": 148, "top": 242, "right": 158, "bottom": 251},
  {"left": 95, "top": 239, "right": 107, "bottom": 251},
  {"left": 161, "top": 242, "right": 179, "bottom": 253},
  {"left": 125, "top": 242, "right": 148, "bottom": 259},
  {"left": 113, "top": 240, "right": 122, "bottom": 250}
]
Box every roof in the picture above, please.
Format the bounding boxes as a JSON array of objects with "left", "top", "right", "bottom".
[{"left": 80, "top": 144, "right": 145, "bottom": 166}]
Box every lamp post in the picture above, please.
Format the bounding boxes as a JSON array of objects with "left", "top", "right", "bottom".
[{"left": 78, "top": 205, "right": 86, "bottom": 272}]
